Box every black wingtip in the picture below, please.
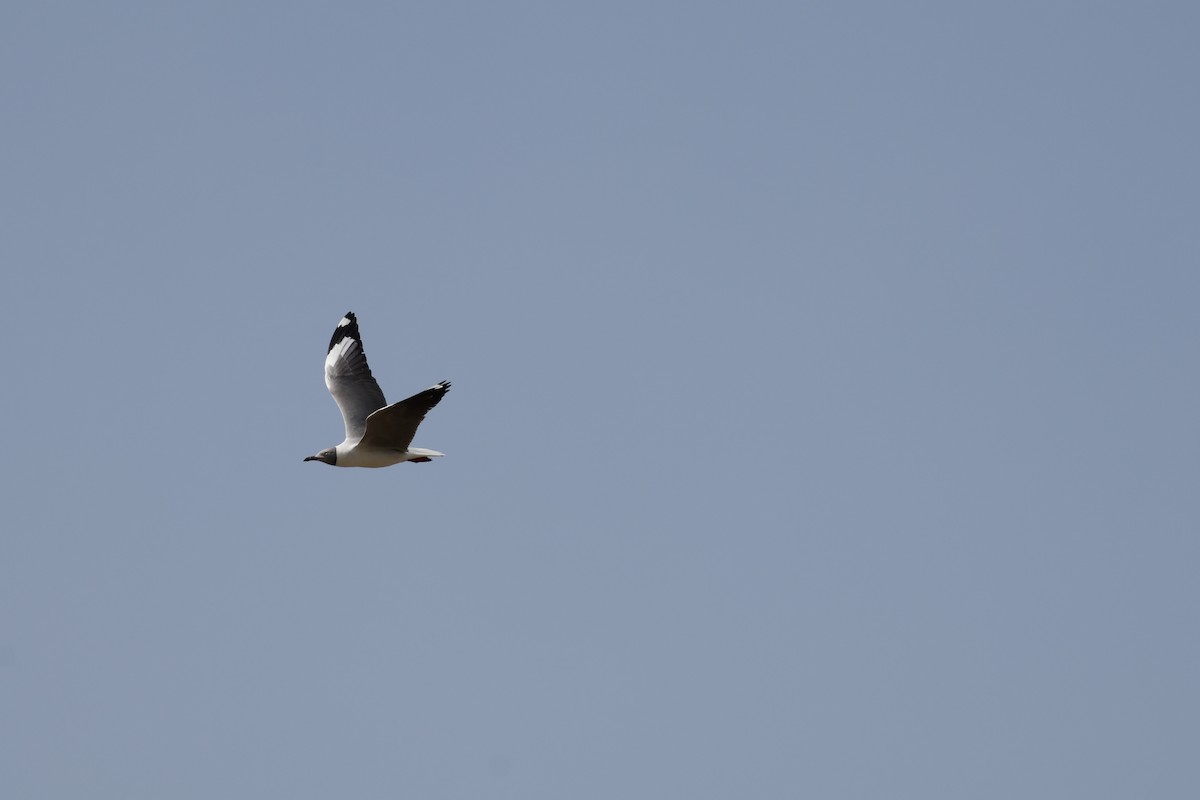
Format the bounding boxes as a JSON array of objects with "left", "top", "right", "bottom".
[{"left": 328, "top": 312, "right": 364, "bottom": 354}]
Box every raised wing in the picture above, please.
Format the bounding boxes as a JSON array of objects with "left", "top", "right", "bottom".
[
  {"left": 324, "top": 312, "right": 387, "bottom": 442},
  {"left": 359, "top": 381, "right": 451, "bottom": 451}
]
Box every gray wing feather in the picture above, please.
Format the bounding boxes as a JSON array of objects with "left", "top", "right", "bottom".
[
  {"left": 359, "top": 381, "right": 451, "bottom": 451},
  {"left": 324, "top": 313, "right": 387, "bottom": 442}
]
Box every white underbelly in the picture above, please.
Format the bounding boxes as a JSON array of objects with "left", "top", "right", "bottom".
[{"left": 337, "top": 446, "right": 410, "bottom": 468}]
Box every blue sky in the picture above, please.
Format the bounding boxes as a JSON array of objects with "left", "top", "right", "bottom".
[{"left": 2, "top": 2, "right": 1198, "bottom": 797}]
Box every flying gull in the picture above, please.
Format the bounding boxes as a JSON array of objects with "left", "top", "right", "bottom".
[{"left": 304, "top": 312, "right": 450, "bottom": 468}]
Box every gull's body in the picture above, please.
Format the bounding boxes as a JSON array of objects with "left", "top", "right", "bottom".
[{"left": 304, "top": 312, "right": 450, "bottom": 468}]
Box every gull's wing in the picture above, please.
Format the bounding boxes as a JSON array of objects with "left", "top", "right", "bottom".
[
  {"left": 359, "top": 381, "right": 451, "bottom": 451},
  {"left": 324, "top": 312, "right": 387, "bottom": 442}
]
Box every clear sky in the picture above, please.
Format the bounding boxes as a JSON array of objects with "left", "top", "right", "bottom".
[{"left": 2, "top": 2, "right": 1198, "bottom": 797}]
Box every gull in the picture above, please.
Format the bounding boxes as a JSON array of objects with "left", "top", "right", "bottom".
[{"left": 304, "top": 312, "right": 450, "bottom": 468}]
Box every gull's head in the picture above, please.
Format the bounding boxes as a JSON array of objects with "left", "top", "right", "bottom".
[{"left": 304, "top": 447, "right": 337, "bottom": 465}]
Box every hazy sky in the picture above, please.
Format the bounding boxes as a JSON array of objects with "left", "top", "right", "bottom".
[{"left": 2, "top": 2, "right": 1198, "bottom": 797}]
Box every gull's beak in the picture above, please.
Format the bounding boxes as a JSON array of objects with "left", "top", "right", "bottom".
[{"left": 303, "top": 455, "right": 318, "bottom": 462}]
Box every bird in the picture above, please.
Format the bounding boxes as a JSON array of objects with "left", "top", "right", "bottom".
[{"left": 304, "top": 311, "right": 450, "bottom": 468}]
